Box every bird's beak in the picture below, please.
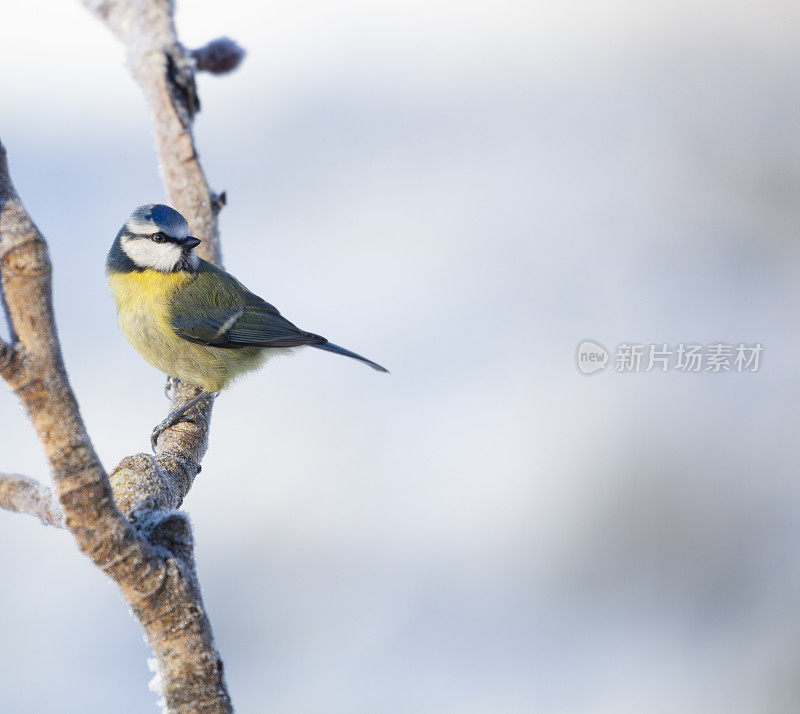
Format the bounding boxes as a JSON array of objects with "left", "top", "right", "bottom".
[{"left": 181, "top": 236, "right": 201, "bottom": 248}]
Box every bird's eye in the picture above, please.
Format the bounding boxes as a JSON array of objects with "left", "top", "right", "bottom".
[{"left": 153, "top": 232, "right": 168, "bottom": 243}]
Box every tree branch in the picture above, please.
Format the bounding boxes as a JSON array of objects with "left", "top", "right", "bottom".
[
  {"left": 0, "top": 137, "right": 232, "bottom": 713},
  {"left": 83, "top": 0, "right": 223, "bottom": 266},
  {"left": 0, "top": 140, "right": 124, "bottom": 546},
  {"left": 83, "top": 0, "right": 236, "bottom": 458},
  {"left": 0, "top": 473, "right": 64, "bottom": 527},
  {"left": 0, "top": 0, "right": 245, "bottom": 703}
]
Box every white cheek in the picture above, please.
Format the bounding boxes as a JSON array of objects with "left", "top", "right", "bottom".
[{"left": 122, "top": 239, "right": 183, "bottom": 272}]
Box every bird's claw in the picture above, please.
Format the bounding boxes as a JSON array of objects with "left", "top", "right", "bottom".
[
  {"left": 150, "top": 391, "right": 217, "bottom": 452},
  {"left": 164, "top": 376, "right": 179, "bottom": 399},
  {"left": 151, "top": 414, "right": 176, "bottom": 451},
  {"left": 151, "top": 424, "right": 164, "bottom": 452},
  {"left": 151, "top": 414, "right": 194, "bottom": 452}
]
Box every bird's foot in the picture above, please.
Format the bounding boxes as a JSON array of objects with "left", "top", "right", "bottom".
[
  {"left": 151, "top": 417, "right": 172, "bottom": 452},
  {"left": 151, "top": 391, "right": 217, "bottom": 451},
  {"left": 164, "top": 376, "right": 179, "bottom": 400}
]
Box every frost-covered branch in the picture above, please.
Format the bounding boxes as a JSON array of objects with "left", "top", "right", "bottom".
[
  {"left": 0, "top": 473, "right": 64, "bottom": 527},
  {"left": 0, "top": 140, "right": 120, "bottom": 549},
  {"left": 82, "top": 0, "right": 224, "bottom": 266},
  {"left": 82, "top": 0, "right": 234, "bottom": 456},
  {"left": 0, "top": 139, "right": 230, "bottom": 712},
  {"left": 0, "top": 0, "right": 245, "bottom": 710}
]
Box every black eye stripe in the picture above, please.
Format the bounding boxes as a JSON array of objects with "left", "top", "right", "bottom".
[{"left": 123, "top": 228, "right": 180, "bottom": 243}]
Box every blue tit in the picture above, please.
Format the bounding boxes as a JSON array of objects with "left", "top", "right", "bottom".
[{"left": 106, "top": 204, "right": 387, "bottom": 449}]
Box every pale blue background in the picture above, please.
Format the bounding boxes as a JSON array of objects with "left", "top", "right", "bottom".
[{"left": 1, "top": 1, "right": 799, "bottom": 712}]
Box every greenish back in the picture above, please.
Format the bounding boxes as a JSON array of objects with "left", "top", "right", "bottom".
[{"left": 169, "top": 259, "right": 325, "bottom": 348}]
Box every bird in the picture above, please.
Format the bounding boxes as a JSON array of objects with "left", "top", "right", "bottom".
[{"left": 106, "top": 204, "right": 387, "bottom": 450}]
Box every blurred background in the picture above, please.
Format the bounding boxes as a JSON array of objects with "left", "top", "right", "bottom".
[{"left": 1, "top": 1, "right": 799, "bottom": 712}]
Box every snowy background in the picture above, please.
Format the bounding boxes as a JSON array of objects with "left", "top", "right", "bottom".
[{"left": 2, "top": 1, "right": 800, "bottom": 712}]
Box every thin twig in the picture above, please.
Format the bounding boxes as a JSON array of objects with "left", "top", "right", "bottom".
[{"left": 0, "top": 473, "right": 65, "bottom": 527}]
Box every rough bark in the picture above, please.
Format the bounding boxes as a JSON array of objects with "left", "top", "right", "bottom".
[{"left": 0, "top": 1, "right": 245, "bottom": 711}]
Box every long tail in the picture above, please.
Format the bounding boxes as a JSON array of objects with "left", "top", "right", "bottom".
[{"left": 312, "top": 341, "right": 389, "bottom": 373}]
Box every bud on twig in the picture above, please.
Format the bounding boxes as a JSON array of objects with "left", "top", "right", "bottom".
[{"left": 191, "top": 37, "right": 246, "bottom": 75}]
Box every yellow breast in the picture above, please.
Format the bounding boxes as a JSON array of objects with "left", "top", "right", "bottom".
[
  {"left": 107, "top": 268, "right": 268, "bottom": 392},
  {"left": 108, "top": 269, "right": 191, "bottom": 346},
  {"left": 108, "top": 268, "right": 192, "bottom": 312}
]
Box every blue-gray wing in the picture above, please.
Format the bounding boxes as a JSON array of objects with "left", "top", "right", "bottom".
[{"left": 169, "top": 260, "right": 325, "bottom": 348}]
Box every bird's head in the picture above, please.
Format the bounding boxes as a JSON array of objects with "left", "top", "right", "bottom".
[{"left": 118, "top": 204, "right": 202, "bottom": 272}]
